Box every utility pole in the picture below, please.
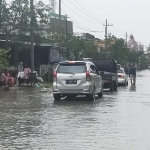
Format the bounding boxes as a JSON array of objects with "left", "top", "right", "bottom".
[
  {"left": 103, "top": 19, "right": 113, "bottom": 58},
  {"left": 58, "top": 0, "right": 61, "bottom": 60},
  {"left": 66, "top": 14, "right": 69, "bottom": 60},
  {"left": 0, "top": 0, "right": 2, "bottom": 28},
  {"left": 59, "top": 0, "right": 61, "bottom": 28},
  {"left": 30, "top": 0, "right": 34, "bottom": 72}
]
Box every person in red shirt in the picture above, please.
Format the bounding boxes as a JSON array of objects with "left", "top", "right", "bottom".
[{"left": 6, "top": 72, "right": 15, "bottom": 86}]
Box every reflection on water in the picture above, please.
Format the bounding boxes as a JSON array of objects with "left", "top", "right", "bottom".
[
  {"left": 0, "top": 70, "right": 150, "bottom": 150},
  {"left": 129, "top": 84, "right": 136, "bottom": 91}
]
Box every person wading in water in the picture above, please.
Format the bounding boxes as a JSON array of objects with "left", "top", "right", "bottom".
[{"left": 129, "top": 63, "right": 136, "bottom": 85}]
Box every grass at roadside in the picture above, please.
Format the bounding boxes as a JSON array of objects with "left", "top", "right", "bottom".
[{"left": 42, "top": 82, "right": 53, "bottom": 88}]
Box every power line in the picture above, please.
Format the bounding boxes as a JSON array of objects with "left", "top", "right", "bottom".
[
  {"left": 113, "top": 25, "right": 125, "bottom": 35},
  {"left": 56, "top": 1, "right": 127, "bottom": 38},
  {"left": 62, "top": 1, "right": 101, "bottom": 24},
  {"left": 67, "top": 0, "right": 103, "bottom": 24},
  {"left": 69, "top": 0, "right": 128, "bottom": 38},
  {"left": 74, "top": 25, "right": 104, "bottom": 33},
  {"left": 110, "top": 27, "right": 125, "bottom": 37},
  {"left": 55, "top": 4, "right": 103, "bottom": 33},
  {"left": 73, "top": 0, "right": 105, "bottom": 24},
  {"left": 55, "top": 4, "right": 92, "bottom": 30}
]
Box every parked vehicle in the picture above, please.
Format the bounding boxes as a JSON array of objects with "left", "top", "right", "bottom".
[
  {"left": 53, "top": 61, "right": 103, "bottom": 101},
  {"left": 117, "top": 68, "right": 128, "bottom": 86},
  {"left": 91, "top": 59, "right": 119, "bottom": 92}
]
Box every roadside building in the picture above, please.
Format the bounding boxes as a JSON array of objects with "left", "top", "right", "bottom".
[{"left": 127, "top": 35, "right": 138, "bottom": 51}]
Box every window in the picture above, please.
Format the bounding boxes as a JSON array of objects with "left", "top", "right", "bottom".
[
  {"left": 57, "top": 64, "right": 86, "bottom": 74},
  {"left": 90, "top": 65, "right": 99, "bottom": 75}
]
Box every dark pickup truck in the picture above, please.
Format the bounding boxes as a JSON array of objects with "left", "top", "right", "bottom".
[{"left": 91, "top": 59, "right": 119, "bottom": 92}]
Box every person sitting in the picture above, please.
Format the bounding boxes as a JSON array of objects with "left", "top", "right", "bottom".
[
  {"left": 24, "top": 68, "right": 31, "bottom": 79},
  {"left": 6, "top": 72, "right": 15, "bottom": 86},
  {"left": 0, "top": 70, "right": 8, "bottom": 86}
]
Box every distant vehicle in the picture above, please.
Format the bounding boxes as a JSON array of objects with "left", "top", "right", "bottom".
[
  {"left": 117, "top": 68, "right": 128, "bottom": 86},
  {"left": 53, "top": 60, "right": 103, "bottom": 101},
  {"left": 117, "top": 64, "right": 122, "bottom": 69},
  {"left": 91, "top": 59, "right": 119, "bottom": 92}
]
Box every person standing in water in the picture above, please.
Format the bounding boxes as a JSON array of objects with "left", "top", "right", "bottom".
[{"left": 129, "top": 63, "right": 136, "bottom": 85}]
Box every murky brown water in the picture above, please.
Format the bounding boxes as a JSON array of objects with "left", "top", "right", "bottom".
[{"left": 0, "top": 70, "right": 150, "bottom": 150}]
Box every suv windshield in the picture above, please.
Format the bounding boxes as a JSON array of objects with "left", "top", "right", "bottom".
[
  {"left": 57, "top": 64, "right": 86, "bottom": 74},
  {"left": 117, "top": 69, "right": 124, "bottom": 73}
]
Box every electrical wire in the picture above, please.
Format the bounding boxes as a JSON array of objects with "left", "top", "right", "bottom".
[
  {"left": 54, "top": 0, "right": 128, "bottom": 39},
  {"left": 62, "top": 1, "right": 101, "bottom": 24},
  {"left": 55, "top": 4, "right": 90, "bottom": 29},
  {"left": 67, "top": 0, "right": 103, "bottom": 24},
  {"left": 113, "top": 25, "right": 125, "bottom": 35},
  {"left": 74, "top": 25, "right": 104, "bottom": 33},
  {"left": 73, "top": 0, "right": 105, "bottom": 24},
  {"left": 69, "top": 1, "right": 128, "bottom": 37},
  {"left": 111, "top": 27, "right": 125, "bottom": 37},
  {"left": 57, "top": 1, "right": 127, "bottom": 37},
  {"left": 55, "top": 4, "right": 104, "bottom": 33}
]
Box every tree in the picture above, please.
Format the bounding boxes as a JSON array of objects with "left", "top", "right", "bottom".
[
  {"left": 83, "top": 40, "right": 99, "bottom": 59},
  {"left": 104, "top": 34, "right": 145, "bottom": 67},
  {"left": 0, "top": 0, "right": 51, "bottom": 70},
  {"left": 0, "top": 0, "right": 20, "bottom": 49},
  {"left": 0, "top": 48, "right": 10, "bottom": 71}
]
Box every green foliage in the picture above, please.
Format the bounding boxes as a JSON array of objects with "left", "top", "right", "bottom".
[
  {"left": 106, "top": 34, "right": 145, "bottom": 66},
  {"left": 0, "top": 48, "right": 10, "bottom": 71},
  {"left": 46, "top": 29, "right": 98, "bottom": 60},
  {"left": 0, "top": 0, "right": 51, "bottom": 47}
]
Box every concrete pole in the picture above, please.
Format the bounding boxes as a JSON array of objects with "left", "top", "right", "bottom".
[
  {"left": 59, "top": 0, "right": 61, "bottom": 28},
  {"left": 30, "top": 0, "right": 34, "bottom": 72},
  {"left": 66, "top": 14, "right": 69, "bottom": 60}
]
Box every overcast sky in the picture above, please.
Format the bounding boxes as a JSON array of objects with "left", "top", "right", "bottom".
[{"left": 7, "top": 0, "right": 150, "bottom": 47}]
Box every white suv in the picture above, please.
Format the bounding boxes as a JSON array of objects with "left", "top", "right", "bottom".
[{"left": 53, "top": 61, "right": 103, "bottom": 101}]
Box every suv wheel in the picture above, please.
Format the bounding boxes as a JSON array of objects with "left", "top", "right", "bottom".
[
  {"left": 98, "top": 88, "right": 103, "bottom": 98},
  {"left": 110, "top": 82, "right": 114, "bottom": 92},
  {"left": 53, "top": 94, "right": 61, "bottom": 101},
  {"left": 114, "top": 82, "right": 117, "bottom": 91},
  {"left": 86, "top": 88, "right": 95, "bottom": 101}
]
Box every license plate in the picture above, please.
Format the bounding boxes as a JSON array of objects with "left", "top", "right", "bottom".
[{"left": 66, "top": 80, "right": 77, "bottom": 84}]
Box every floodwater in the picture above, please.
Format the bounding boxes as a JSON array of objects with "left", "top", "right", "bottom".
[{"left": 0, "top": 70, "right": 150, "bottom": 150}]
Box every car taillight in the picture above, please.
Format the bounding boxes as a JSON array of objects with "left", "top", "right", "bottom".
[
  {"left": 53, "top": 71, "right": 57, "bottom": 81},
  {"left": 121, "top": 74, "right": 124, "bottom": 78},
  {"left": 86, "top": 71, "right": 91, "bottom": 81}
]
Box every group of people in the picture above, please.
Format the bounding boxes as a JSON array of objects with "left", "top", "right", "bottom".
[
  {"left": 0, "top": 62, "right": 32, "bottom": 87},
  {"left": 0, "top": 69, "right": 15, "bottom": 87},
  {"left": 18, "top": 62, "right": 32, "bottom": 78}
]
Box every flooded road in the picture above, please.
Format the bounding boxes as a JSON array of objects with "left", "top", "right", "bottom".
[{"left": 0, "top": 70, "right": 150, "bottom": 150}]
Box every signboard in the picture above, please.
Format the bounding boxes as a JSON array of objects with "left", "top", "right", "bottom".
[{"left": 48, "top": 12, "right": 67, "bottom": 20}]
